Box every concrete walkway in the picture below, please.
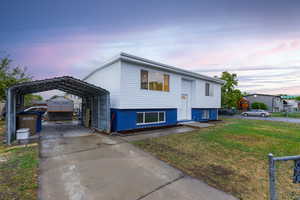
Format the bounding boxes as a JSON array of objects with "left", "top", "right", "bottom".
[{"left": 39, "top": 122, "right": 237, "bottom": 200}]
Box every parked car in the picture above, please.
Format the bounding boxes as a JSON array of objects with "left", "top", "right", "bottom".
[
  {"left": 24, "top": 106, "right": 47, "bottom": 112},
  {"left": 241, "top": 110, "right": 271, "bottom": 117}
]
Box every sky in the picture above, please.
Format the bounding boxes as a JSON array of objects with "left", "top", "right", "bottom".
[{"left": 1, "top": 0, "right": 300, "bottom": 97}]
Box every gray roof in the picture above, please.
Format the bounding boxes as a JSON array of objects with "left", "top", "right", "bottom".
[
  {"left": 84, "top": 52, "right": 225, "bottom": 85},
  {"left": 9, "top": 76, "right": 109, "bottom": 97}
]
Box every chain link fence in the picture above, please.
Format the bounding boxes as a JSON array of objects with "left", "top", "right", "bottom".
[{"left": 269, "top": 154, "right": 300, "bottom": 200}]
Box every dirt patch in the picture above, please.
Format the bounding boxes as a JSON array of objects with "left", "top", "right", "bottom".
[{"left": 188, "top": 164, "right": 250, "bottom": 198}]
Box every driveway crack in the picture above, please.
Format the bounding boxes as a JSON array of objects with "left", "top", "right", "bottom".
[{"left": 135, "top": 175, "right": 185, "bottom": 200}]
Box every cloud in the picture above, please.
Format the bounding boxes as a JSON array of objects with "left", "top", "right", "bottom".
[{"left": 6, "top": 23, "right": 300, "bottom": 95}]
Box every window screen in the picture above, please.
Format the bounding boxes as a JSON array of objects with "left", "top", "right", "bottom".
[
  {"left": 141, "top": 70, "right": 169, "bottom": 92},
  {"left": 137, "top": 113, "right": 144, "bottom": 124},
  {"left": 205, "top": 83, "right": 210, "bottom": 96},
  {"left": 136, "top": 112, "right": 165, "bottom": 124},
  {"left": 202, "top": 110, "right": 210, "bottom": 119},
  {"left": 141, "top": 70, "right": 148, "bottom": 89}
]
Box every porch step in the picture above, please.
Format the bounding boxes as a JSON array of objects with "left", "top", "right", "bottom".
[{"left": 179, "top": 121, "right": 214, "bottom": 129}]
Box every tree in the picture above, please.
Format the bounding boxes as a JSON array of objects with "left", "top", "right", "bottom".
[
  {"left": 251, "top": 102, "right": 268, "bottom": 110},
  {"left": 24, "top": 94, "right": 43, "bottom": 107},
  {"left": 295, "top": 96, "right": 300, "bottom": 101},
  {"left": 220, "top": 71, "right": 243, "bottom": 109},
  {"left": 0, "top": 55, "right": 32, "bottom": 101}
]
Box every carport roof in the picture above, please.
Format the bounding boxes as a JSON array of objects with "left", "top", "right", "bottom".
[{"left": 9, "top": 76, "right": 109, "bottom": 97}]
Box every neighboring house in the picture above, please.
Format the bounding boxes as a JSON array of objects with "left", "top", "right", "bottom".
[
  {"left": 47, "top": 96, "right": 74, "bottom": 121},
  {"left": 84, "top": 52, "right": 225, "bottom": 132},
  {"left": 65, "top": 93, "right": 82, "bottom": 113},
  {"left": 283, "top": 100, "right": 300, "bottom": 112},
  {"left": 238, "top": 97, "right": 249, "bottom": 111},
  {"left": 244, "top": 94, "right": 283, "bottom": 112}
]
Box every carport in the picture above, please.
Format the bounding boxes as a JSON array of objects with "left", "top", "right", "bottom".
[{"left": 5, "top": 76, "right": 110, "bottom": 144}]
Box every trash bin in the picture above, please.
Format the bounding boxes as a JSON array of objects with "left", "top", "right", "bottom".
[
  {"left": 17, "top": 113, "right": 38, "bottom": 135},
  {"left": 19, "top": 111, "right": 43, "bottom": 132},
  {"left": 16, "top": 128, "right": 30, "bottom": 140}
]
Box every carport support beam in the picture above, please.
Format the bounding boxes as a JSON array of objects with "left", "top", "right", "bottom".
[{"left": 6, "top": 88, "right": 12, "bottom": 145}]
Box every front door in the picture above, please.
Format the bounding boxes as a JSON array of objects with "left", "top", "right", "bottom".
[
  {"left": 179, "top": 79, "right": 192, "bottom": 120},
  {"left": 181, "top": 94, "right": 189, "bottom": 120}
]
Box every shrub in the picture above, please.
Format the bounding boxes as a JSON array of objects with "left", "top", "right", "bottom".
[{"left": 251, "top": 102, "right": 268, "bottom": 110}]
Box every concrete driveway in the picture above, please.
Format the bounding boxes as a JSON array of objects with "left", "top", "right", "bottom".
[
  {"left": 39, "top": 122, "right": 237, "bottom": 200},
  {"left": 224, "top": 115, "right": 300, "bottom": 123}
]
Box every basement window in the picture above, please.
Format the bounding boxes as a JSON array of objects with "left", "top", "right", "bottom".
[
  {"left": 136, "top": 112, "right": 166, "bottom": 125},
  {"left": 202, "top": 110, "right": 210, "bottom": 120}
]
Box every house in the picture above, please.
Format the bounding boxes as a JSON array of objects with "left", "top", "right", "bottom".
[
  {"left": 84, "top": 52, "right": 225, "bottom": 132},
  {"left": 283, "top": 99, "right": 300, "bottom": 112},
  {"left": 47, "top": 96, "right": 74, "bottom": 121},
  {"left": 238, "top": 97, "right": 249, "bottom": 111},
  {"left": 244, "top": 94, "right": 283, "bottom": 112},
  {"left": 65, "top": 93, "right": 82, "bottom": 113}
]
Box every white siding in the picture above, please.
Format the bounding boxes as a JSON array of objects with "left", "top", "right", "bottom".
[
  {"left": 85, "top": 59, "right": 222, "bottom": 110},
  {"left": 85, "top": 61, "right": 121, "bottom": 108},
  {"left": 119, "top": 62, "right": 181, "bottom": 109},
  {"left": 193, "top": 80, "right": 221, "bottom": 108},
  {"left": 119, "top": 61, "right": 221, "bottom": 109}
]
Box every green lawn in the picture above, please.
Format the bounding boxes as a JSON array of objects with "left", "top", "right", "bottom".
[
  {"left": 271, "top": 112, "right": 300, "bottom": 118},
  {"left": 133, "top": 118, "right": 300, "bottom": 200},
  {"left": 0, "top": 121, "right": 39, "bottom": 200}
]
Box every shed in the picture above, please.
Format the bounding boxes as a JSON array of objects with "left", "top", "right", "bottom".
[{"left": 5, "top": 76, "right": 110, "bottom": 144}]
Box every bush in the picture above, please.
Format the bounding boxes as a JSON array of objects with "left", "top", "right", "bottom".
[{"left": 251, "top": 102, "right": 268, "bottom": 110}]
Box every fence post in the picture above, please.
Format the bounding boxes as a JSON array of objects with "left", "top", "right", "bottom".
[{"left": 269, "top": 153, "right": 277, "bottom": 200}]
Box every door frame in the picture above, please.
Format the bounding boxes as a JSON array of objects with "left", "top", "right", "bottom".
[{"left": 178, "top": 79, "right": 193, "bottom": 121}]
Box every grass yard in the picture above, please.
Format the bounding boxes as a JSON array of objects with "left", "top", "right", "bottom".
[
  {"left": 133, "top": 118, "right": 300, "bottom": 200},
  {"left": 271, "top": 112, "right": 300, "bottom": 119},
  {"left": 0, "top": 121, "right": 39, "bottom": 200}
]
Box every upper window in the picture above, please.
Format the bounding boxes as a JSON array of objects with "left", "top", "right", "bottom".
[
  {"left": 205, "top": 83, "right": 214, "bottom": 96},
  {"left": 140, "top": 70, "right": 169, "bottom": 92},
  {"left": 141, "top": 70, "right": 148, "bottom": 89}
]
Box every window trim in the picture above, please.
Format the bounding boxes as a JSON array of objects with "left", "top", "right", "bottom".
[
  {"left": 140, "top": 69, "right": 170, "bottom": 92},
  {"left": 205, "top": 83, "right": 210, "bottom": 96},
  {"left": 205, "top": 82, "right": 214, "bottom": 97},
  {"left": 136, "top": 111, "right": 166, "bottom": 125}
]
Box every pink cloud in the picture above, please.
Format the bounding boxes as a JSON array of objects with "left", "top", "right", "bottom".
[
  {"left": 252, "top": 39, "right": 300, "bottom": 57},
  {"left": 16, "top": 34, "right": 102, "bottom": 79}
]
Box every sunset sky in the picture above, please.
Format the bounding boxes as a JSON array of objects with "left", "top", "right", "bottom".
[{"left": 1, "top": 0, "right": 300, "bottom": 95}]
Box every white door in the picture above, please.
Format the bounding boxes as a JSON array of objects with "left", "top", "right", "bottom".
[
  {"left": 180, "top": 94, "right": 189, "bottom": 120},
  {"left": 178, "top": 79, "right": 192, "bottom": 120}
]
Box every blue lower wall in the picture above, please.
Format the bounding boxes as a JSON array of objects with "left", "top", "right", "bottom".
[
  {"left": 192, "top": 108, "right": 218, "bottom": 122},
  {"left": 111, "top": 108, "right": 177, "bottom": 132}
]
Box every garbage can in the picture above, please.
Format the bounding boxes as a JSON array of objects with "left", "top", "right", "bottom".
[
  {"left": 19, "top": 111, "right": 43, "bottom": 132},
  {"left": 17, "top": 113, "right": 38, "bottom": 135}
]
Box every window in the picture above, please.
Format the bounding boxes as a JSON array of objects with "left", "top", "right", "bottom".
[
  {"left": 205, "top": 83, "right": 214, "bottom": 96},
  {"left": 205, "top": 83, "right": 210, "bottom": 96},
  {"left": 140, "top": 70, "right": 169, "bottom": 92},
  {"left": 141, "top": 70, "right": 148, "bottom": 89},
  {"left": 136, "top": 112, "right": 166, "bottom": 124},
  {"left": 163, "top": 74, "right": 170, "bottom": 92},
  {"left": 202, "top": 110, "right": 210, "bottom": 119}
]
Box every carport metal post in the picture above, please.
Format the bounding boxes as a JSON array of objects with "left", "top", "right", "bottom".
[
  {"left": 268, "top": 153, "right": 277, "bottom": 200},
  {"left": 6, "top": 88, "right": 15, "bottom": 145},
  {"left": 6, "top": 89, "right": 11, "bottom": 145}
]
